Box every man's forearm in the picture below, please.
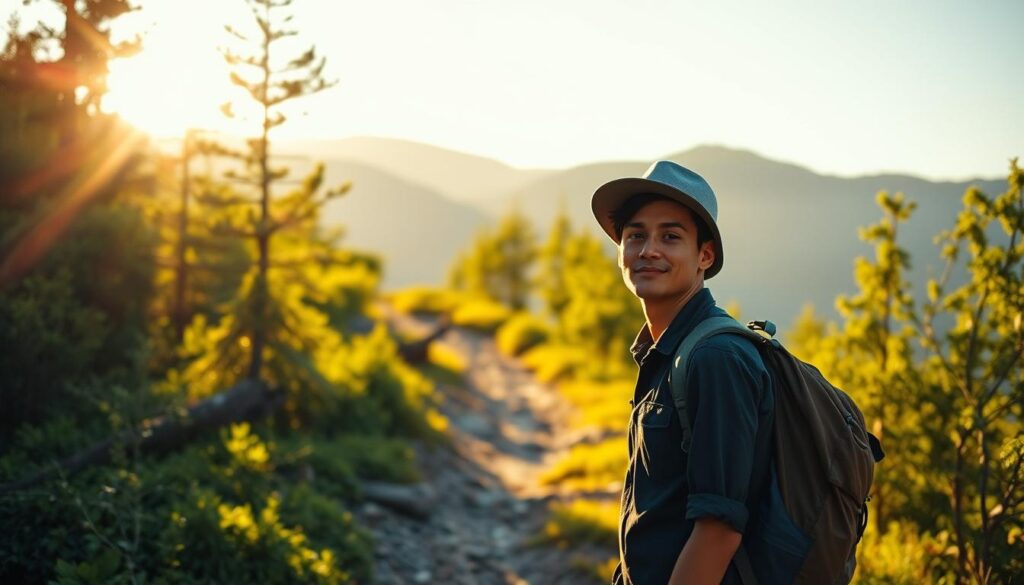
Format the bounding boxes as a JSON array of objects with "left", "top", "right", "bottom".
[{"left": 667, "top": 518, "right": 742, "bottom": 585}]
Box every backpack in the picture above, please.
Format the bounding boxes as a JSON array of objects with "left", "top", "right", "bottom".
[{"left": 670, "top": 315, "right": 885, "bottom": 585}]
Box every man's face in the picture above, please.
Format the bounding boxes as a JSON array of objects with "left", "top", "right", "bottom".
[{"left": 617, "top": 199, "right": 715, "bottom": 302}]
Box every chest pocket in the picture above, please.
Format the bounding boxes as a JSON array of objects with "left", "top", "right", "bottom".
[
  {"left": 639, "top": 400, "right": 671, "bottom": 428},
  {"left": 634, "top": 395, "right": 684, "bottom": 482}
]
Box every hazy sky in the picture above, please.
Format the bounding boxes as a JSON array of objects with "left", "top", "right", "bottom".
[{"left": 8, "top": 0, "right": 1023, "bottom": 180}]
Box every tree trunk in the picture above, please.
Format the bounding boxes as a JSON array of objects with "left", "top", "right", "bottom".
[
  {"left": 173, "top": 131, "right": 192, "bottom": 342},
  {"left": 0, "top": 379, "right": 283, "bottom": 494}
]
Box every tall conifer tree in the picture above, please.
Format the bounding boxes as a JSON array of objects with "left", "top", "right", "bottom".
[{"left": 216, "top": 0, "right": 342, "bottom": 380}]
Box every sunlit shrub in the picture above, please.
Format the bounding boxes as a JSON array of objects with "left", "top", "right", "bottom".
[
  {"left": 520, "top": 343, "right": 589, "bottom": 383},
  {"left": 387, "top": 286, "right": 462, "bottom": 315},
  {"left": 540, "top": 438, "right": 625, "bottom": 491},
  {"left": 316, "top": 325, "right": 447, "bottom": 441},
  {"left": 450, "top": 298, "right": 512, "bottom": 332},
  {"left": 496, "top": 313, "right": 551, "bottom": 356},
  {"left": 554, "top": 379, "right": 633, "bottom": 431},
  {"left": 427, "top": 340, "right": 468, "bottom": 376},
  {"left": 223, "top": 422, "right": 273, "bottom": 473},
  {"left": 305, "top": 435, "right": 419, "bottom": 485},
  {"left": 854, "top": 521, "right": 950, "bottom": 584},
  {"left": 538, "top": 499, "right": 618, "bottom": 548},
  {"left": 160, "top": 486, "right": 368, "bottom": 585}
]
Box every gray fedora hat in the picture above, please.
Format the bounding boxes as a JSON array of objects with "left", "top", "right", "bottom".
[{"left": 591, "top": 160, "right": 724, "bottom": 279}]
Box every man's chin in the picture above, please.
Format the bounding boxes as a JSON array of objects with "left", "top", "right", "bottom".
[{"left": 630, "top": 285, "right": 665, "bottom": 301}]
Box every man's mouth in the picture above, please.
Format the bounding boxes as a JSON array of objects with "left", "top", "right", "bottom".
[{"left": 632, "top": 266, "right": 667, "bottom": 274}]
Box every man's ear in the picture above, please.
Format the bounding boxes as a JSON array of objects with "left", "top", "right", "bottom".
[{"left": 698, "top": 241, "right": 715, "bottom": 271}]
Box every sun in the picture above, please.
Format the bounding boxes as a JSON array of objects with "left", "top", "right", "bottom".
[{"left": 101, "top": 1, "right": 248, "bottom": 138}]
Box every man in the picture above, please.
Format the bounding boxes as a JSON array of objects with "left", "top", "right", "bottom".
[{"left": 592, "top": 161, "right": 774, "bottom": 585}]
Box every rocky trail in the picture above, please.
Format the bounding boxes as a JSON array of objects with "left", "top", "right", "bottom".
[{"left": 357, "top": 312, "right": 614, "bottom": 584}]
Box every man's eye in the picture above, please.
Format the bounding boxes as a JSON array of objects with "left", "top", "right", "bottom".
[
  {"left": 663, "top": 233, "right": 680, "bottom": 240},
  {"left": 626, "top": 232, "right": 645, "bottom": 240}
]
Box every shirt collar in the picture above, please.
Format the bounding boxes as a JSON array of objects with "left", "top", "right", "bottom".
[{"left": 629, "top": 288, "right": 716, "bottom": 364}]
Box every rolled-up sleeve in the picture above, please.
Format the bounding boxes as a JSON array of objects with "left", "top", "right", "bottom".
[{"left": 683, "top": 345, "right": 763, "bottom": 533}]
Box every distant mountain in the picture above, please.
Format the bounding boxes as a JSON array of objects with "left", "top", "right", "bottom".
[
  {"left": 248, "top": 137, "right": 1006, "bottom": 333},
  {"left": 277, "top": 137, "right": 554, "bottom": 205},
  {"left": 495, "top": 144, "right": 1006, "bottom": 332},
  {"left": 283, "top": 156, "right": 489, "bottom": 288}
]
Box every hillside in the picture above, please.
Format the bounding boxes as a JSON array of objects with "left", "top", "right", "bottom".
[
  {"left": 283, "top": 157, "right": 491, "bottom": 288},
  {"left": 264, "top": 138, "right": 1005, "bottom": 331},
  {"left": 492, "top": 144, "right": 1006, "bottom": 330},
  {"left": 277, "top": 137, "right": 554, "bottom": 205}
]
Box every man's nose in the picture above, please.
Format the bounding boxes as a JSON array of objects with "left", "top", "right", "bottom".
[{"left": 638, "top": 239, "right": 660, "bottom": 258}]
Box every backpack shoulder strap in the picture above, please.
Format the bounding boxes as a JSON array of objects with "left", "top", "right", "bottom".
[{"left": 670, "top": 316, "right": 764, "bottom": 453}]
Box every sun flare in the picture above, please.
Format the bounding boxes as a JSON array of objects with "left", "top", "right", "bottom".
[{"left": 101, "top": 1, "right": 249, "bottom": 138}]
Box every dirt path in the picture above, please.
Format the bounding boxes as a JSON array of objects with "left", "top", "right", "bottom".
[{"left": 357, "top": 312, "right": 613, "bottom": 585}]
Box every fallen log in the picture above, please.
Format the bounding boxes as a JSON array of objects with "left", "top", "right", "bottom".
[{"left": 0, "top": 379, "right": 284, "bottom": 495}]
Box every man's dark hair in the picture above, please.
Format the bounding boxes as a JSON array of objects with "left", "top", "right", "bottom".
[{"left": 610, "top": 193, "right": 713, "bottom": 249}]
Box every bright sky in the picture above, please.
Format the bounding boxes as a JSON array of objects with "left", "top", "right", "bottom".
[{"left": 8, "top": 0, "right": 1023, "bottom": 180}]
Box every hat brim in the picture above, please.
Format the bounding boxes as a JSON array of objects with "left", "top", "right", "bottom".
[{"left": 591, "top": 177, "right": 724, "bottom": 279}]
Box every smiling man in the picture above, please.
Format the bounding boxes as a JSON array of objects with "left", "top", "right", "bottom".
[{"left": 592, "top": 161, "right": 775, "bottom": 585}]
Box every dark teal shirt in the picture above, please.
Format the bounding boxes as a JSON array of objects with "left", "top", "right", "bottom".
[{"left": 613, "top": 288, "right": 774, "bottom": 585}]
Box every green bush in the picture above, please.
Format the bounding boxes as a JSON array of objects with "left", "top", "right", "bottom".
[
  {"left": 520, "top": 343, "right": 589, "bottom": 383},
  {"left": 314, "top": 325, "right": 448, "bottom": 442},
  {"left": 387, "top": 286, "right": 461, "bottom": 315},
  {"left": 0, "top": 423, "right": 379, "bottom": 585},
  {"left": 538, "top": 499, "right": 618, "bottom": 549},
  {"left": 496, "top": 313, "right": 551, "bottom": 356},
  {"left": 450, "top": 298, "right": 512, "bottom": 332},
  {"left": 540, "top": 438, "right": 626, "bottom": 491}
]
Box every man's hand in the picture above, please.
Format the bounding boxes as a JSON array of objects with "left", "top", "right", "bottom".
[{"left": 667, "top": 517, "right": 742, "bottom": 585}]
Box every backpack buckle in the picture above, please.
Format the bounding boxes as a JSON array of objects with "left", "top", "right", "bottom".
[{"left": 747, "top": 320, "right": 777, "bottom": 337}]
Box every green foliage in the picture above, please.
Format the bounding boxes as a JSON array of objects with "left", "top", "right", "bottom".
[
  {"left": 916, "top": 161, "right": 1024, "bottom": 583},
  {"left": 520, "top": 343, "right": 590, "bottom": 383},
  {"left": 0, "top": 420, "right": 387, "bottom": 584},
  {"left": 52, "top": 548, "right": 125, "bottom": 585},
  {"left": 0, "top": 203, "right": 157, "bottom": 442},
  {"left": 0, "top": 4, "right": 448, "bottom": 585},
  {"left": 496, "top": 312, "right": 552, "bottom": 356},
  {"left": 557, "top": 379, "right": 633, "bottom": 431},
  {"left": 854, "top": 521, "right": 949, "bottom": 585},
  {"left": 831, "top": 191, "right": 923, "bottom": 531},
  {"left": 535, "top": 208, "right": 573, "bottom": 319},
  {"left": 448, "top": 208, "right": 536, "bottom": 309},
  {"left": 787, "top": 167, "right": 1024, "bottom": 584},
  {"left": 207, "top": 0, "right": 346, "bottom": 381},
  {"left": 425, "top": 340, "right": 468, "bottom": 380},
  {"left": 0, "top": 269, "right": 106, "bottom": 436},
  {"left": 539, "top": 438, "right": 625, "bottom": 491},
  {"left": 388, "top": 285, "right": 463, "bottom": 315},
  {"left": 449, "top": 297, "right": 513, "bottom": 332},
  {"left": 557, "top": 229, "right": 642, "bottom": 375},
  {"left": 538, "top": 499, "right": 618, "bottom": 548}
]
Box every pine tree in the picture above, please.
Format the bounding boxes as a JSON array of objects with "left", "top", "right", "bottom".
[
  {"left": 536, "top": 206, "right": 572, "bottom": 319},
  {"left": 920, "top": 161, "right": 1024, "bottom": 583},
  {"left": 212, "top": 0, "right": 344, "bottom": 381},
  {"left": 448, "top": 208, "right": 536, "bottom": 309},
  {"left": 833, "top": 192, "right": 921, "bottom": 533},
  {"left": 558, "top": 229, "right": 642, "bottom": 375}
]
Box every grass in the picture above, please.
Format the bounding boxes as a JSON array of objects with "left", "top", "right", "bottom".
[
  {"left": 557, "top": 379, "right": 633, "bottom": 430},
  {"left": 495, "top": 313, "right": 551, "bottom": 356},
  {"left": 387, "top": 286, "right": 461, "bottom": 315},
  {"left": 449, "top": 298, "right": 512, "bottom": 332},
  {"left": 540, "top": 438, "right": 625, "bottom": 491},
  {"left": 519, "top": 343, "right": 589, "bottom": 383},
  {"left": 427, "top": 340, "right": 468, "bottom": 376},
  {"left": 538, "top": 499, "right": 618, "bottom": 548}
]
